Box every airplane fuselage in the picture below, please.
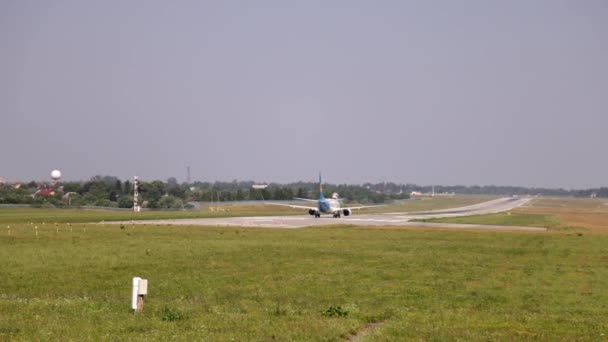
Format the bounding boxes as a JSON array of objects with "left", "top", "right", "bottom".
[{"left": 318, "top": 197, "right": 340, "bottom": 214}]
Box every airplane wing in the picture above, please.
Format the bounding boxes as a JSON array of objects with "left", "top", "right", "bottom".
[
  {"left": 265, "top": 202, "right": 317, "bottom": 210},
  {"left": 344, "top": 204, "right": 387, "bottom": 210},
  {"left": 293, "top": 197, "right": 319, "bottom": 203}
]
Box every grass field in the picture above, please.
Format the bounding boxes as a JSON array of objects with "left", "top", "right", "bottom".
[
  {"left": 519, "top": 197, "right": 608, "bottom": 234},
  {"left": 417, "top": 197, "right": 608, "bottom": 233},
  {"left": 0, "top": 205, "right": 302, "bottom": 224},
  {"left": 372, "top": 195, "right": 498, "bottom": 213},
  {"left": 2, "top": 197, "right": 608, "bottom": 340},
  {"left": 413, "top": 212, "right": 564, "bottom": 230}
]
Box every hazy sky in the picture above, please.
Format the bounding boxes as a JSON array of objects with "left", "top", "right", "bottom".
[{"left": 1, "top": 1, "right": 607, "bottom": 188}]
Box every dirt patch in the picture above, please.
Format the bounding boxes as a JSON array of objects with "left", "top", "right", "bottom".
[
  {"left": 345, "top": 322, "right": 384, "bottom": 342},
  {"left": 515, "top": 206, "right": 608, "bottom": 234},
  {"left": 581, "top": 282, "right": 593, "bottom": 296},
  {"left": 514, "top": 330, "right": 538, "bottom": 338}
]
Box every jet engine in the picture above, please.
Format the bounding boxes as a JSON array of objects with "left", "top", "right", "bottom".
[
  {"left": 342, "top": 209, "right": 352, "bottom": 217},
  {"left": 308, "top": 209, "right": 318, "bottom": 216}
]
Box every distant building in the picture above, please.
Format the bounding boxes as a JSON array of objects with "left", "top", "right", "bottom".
[
  {"left": 410, "top": 190, "right": 455, "bottom": 198},
  {"left": 34, "top": 189, "right": 55, "bottom": 197}
]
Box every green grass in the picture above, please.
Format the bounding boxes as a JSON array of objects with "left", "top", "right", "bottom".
[
  {"left": 413, "top": 212, "right": 564, "bottom": 229},
  {"left": 374, "top": 195, "right": 498, "bottom": 213},
  {"left": 529, "top": 197, "right": 608, "bottom": 210},
  {"left": 1, "top": 211, "right": 608, "bottom": 340},
  {"left": 0, "top": 206, "right": 303, "bottom": 224}
]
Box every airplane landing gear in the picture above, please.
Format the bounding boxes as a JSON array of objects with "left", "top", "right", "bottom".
[
  {"left": 333, "top": 212, "right": 341, "bottom": 218},
  {"left": 315, "top": 213, "right": 321, "bottom": 218}
]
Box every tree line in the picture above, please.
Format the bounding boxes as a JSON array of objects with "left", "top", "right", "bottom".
[
  {"left": 0, "top": 175, "right": 606, "bottom": 209},
  {"left": 0, "top": 176, "right": 407, "bottom": 209}
]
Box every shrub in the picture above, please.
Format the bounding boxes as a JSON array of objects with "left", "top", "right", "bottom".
[
  {"left": 322, "top": 305, "right": 348, "bottom": 318},
  {"left": 161, "top": 307, "right": 185, "bottom": 322}
]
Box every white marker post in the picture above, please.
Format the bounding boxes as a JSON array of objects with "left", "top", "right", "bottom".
[
  {"left": 131, "top": 277, "right": 141, "bottom": 313},
  {"left": 131, "top": 277, "right": 148, "bottom": 313}
]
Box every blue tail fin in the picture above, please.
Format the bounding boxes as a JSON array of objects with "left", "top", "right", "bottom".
[{"left": 318, "top": 172, "right": 324, "bottom": 199}]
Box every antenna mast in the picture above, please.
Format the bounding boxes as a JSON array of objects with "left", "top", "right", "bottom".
[{"left": 133, "top": 176, "right": 141, "bottom": 212}]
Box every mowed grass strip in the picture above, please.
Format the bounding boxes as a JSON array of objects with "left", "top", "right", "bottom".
[
  {"left": 414, "top": 212, "right": 564, "bottom": 229},
  {"left": 1, "top": 222, "right": 608, "bottom": 340},
  {"left": 367, "top": 195, "right": 499, "bottom": 214},
  {"left": 0, "top": 206, "right": 304, "bottom": 224},
  {"left": 529, "top": 197, "right": 608, "bottom": 210}
]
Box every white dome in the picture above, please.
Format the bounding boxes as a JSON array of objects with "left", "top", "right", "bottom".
[{"left": 51, "top": 170, "right": 62, "bottom": 180}]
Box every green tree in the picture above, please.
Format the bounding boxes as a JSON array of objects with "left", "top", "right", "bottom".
[
  {"left": 139, "top": 180, "right": 165, "bottom": 207},
  {"left": 62, "top": 182, "right": 82, "bottom": 193},
  {"left": 296, "top": 187, "right": 307, "bottom": 198},
  {"left": 115, "top": 180, "right": 123, "bottom": 195},
  {"left": 123, "top": 180, "right": 132, "bottom": 194},
  {"left": 118, "top": 195, "right": 134, "bottom": 208},
  {"left": 158, "top": 195, "right": 183, "bottom": 209}
]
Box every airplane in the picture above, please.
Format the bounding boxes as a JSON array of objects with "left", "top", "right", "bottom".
[{"left": 265, "top": 173, "right": 386, "bottom": 218}]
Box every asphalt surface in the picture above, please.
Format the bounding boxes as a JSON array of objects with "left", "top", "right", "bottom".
[{"left": 114, "top": 196, "right": 545, "bottom": 231}]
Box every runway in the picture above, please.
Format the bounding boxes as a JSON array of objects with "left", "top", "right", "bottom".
[
  {"left": 384, "top": 196, "right": 533, "bottom": 219},
  {"left": 115, "top": 196, "right": 545, "bottom": 231}
]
